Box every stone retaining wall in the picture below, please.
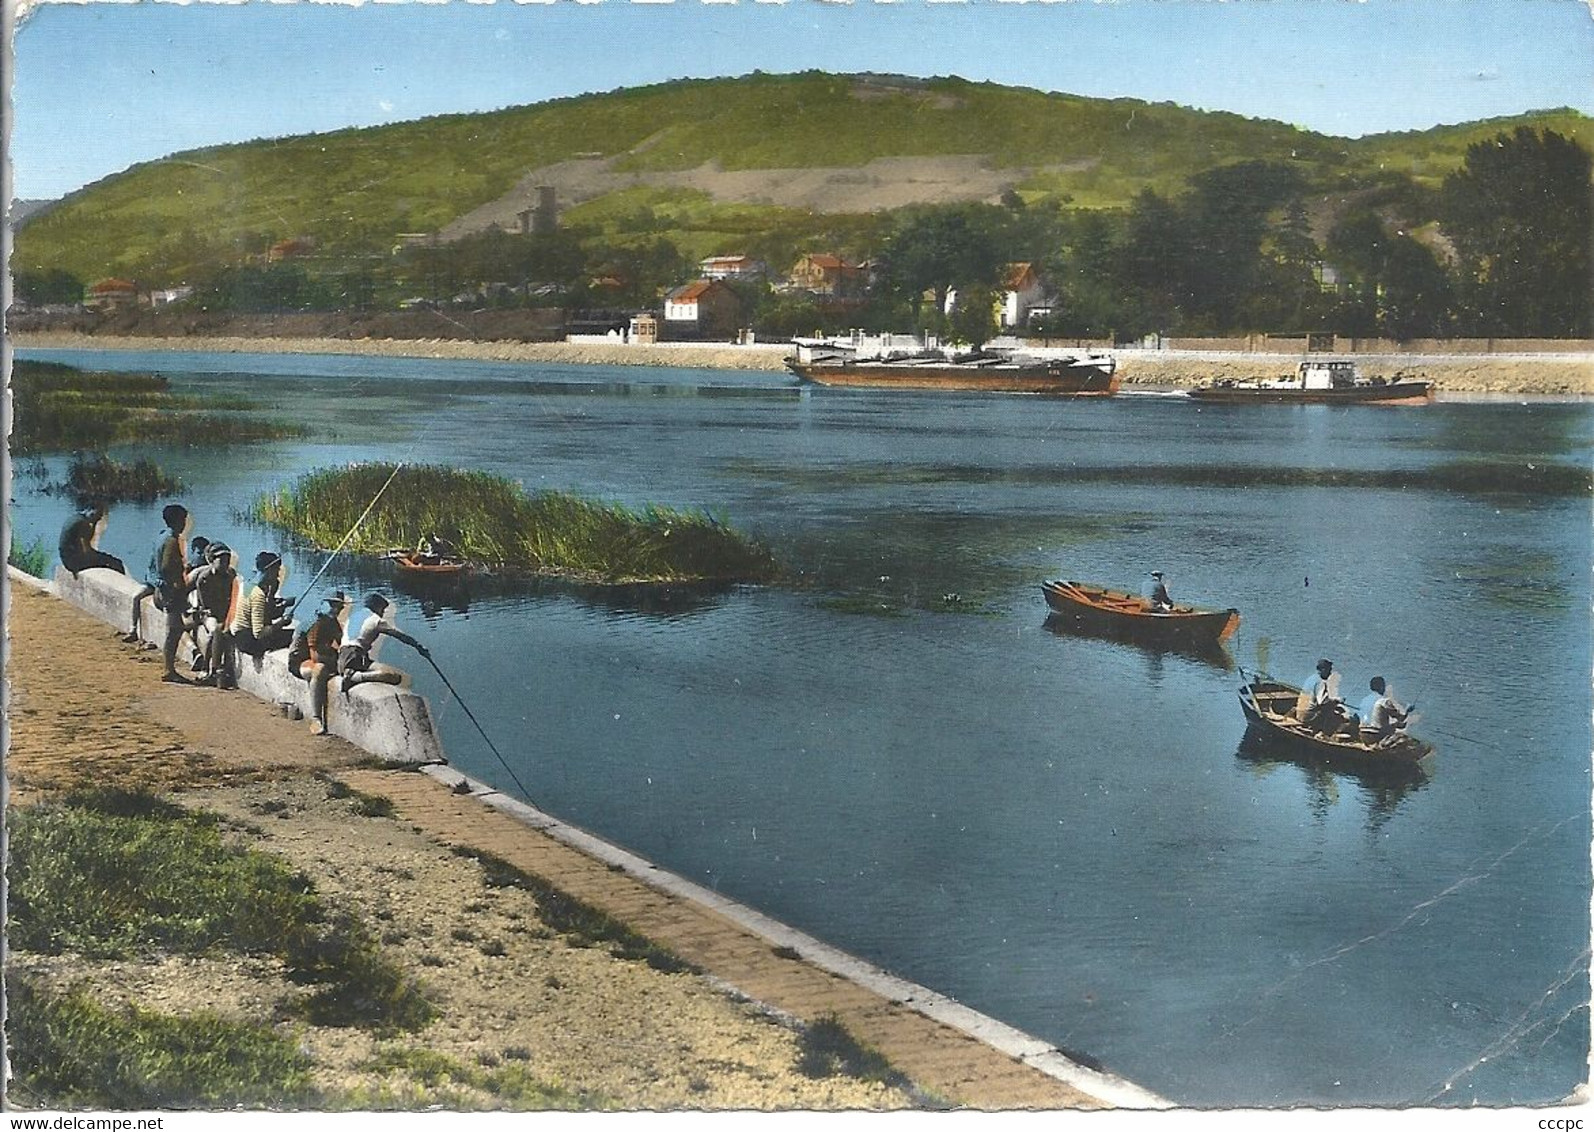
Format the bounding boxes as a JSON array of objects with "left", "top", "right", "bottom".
[{"left": 47, "top": 565, "right": 444, "bottom": 765}]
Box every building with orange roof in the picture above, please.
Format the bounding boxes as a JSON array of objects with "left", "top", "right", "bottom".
[
  {"left": 663, "top": 279, "right": 743, "bottom": 340},
  {"left": 84, "top": 278, "right": 138, "bottom": 310},
  {"left": 786, "top": 253, "right": 868, "bottom": 297}
]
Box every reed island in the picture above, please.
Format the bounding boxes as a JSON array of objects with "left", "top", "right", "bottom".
[{"left": 247, "top": 463, "right": 778, "bottom": 585}]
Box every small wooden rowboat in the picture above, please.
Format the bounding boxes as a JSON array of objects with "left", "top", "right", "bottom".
[
  {"left": 1041, "top": 580, "right": 1239, "bottom": 642},
  {"left": 391, "top": 551, "right": 469, "bottom": 577},
  {"left": 1238, "top": 677, "right": 1434, "bottom": 769}
]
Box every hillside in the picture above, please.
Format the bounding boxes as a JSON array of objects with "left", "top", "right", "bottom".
[{"left": 15, "top": 71, "right": 1591, "bottom": 285}]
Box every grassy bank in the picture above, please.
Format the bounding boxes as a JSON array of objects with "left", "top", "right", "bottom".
[
  {"left": 4, "top": 779, "right": 918, "bottom": 1111},
  {"left": 11, "top": 359, "right": 304, "bottom": 454},
  {"left": 4, "top": 787, "right": 436, "bottom": 1108},
  {"left": 247, "top": 463, "right": 778, "bottom": 584}
]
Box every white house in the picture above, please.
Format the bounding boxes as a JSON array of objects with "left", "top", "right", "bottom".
[
  {"left": 699, "top": 255, "right": 767, "bottom": 281},
  {"left": 944, "top": 262, "right": 1053, "bottom": 328},
  {"left": 149, "top": 286, "right": 195, "bottom": 307}
]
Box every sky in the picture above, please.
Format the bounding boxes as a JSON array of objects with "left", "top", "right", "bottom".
[{"left": 8, "top": 0, "right": 1594, "bottom": 201}]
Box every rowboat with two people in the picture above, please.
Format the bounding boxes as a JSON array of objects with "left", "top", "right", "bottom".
[
  {"left": 1237, "top": 674, "right": 1435, "bottom": 772},
  {"left": 1041, "top": 579, "right": 1240, "bottom": 644},
  {"left": 383, "top": 533, "right": 469, "bottom": 578}
]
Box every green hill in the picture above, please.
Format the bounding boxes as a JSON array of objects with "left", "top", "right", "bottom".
[{"left": 15, "top": 71, "right": 1591, "bottom": 285}]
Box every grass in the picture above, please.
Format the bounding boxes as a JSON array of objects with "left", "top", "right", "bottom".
[
  {"left": 10, "top": 359, "right": 303, "bottom": 454},
  {"left": 796, "top": 1014, "right": 913, "bottom": 1090},
  {"left": 346, "top": 1045, "right": 597, "bottom": 1110},
  {"left": 9, "top": 531, "right": 50, "bottom": 575},
  {"left": 45, "top": 451, "right": 183, "bottom": 504},
  {"left": 7, "top": 789, "right": 435, "bottom": 1034},
  {"left": 324, "top": 775, "right": 399, "bottom": 818},
  {"left": 4, "top": 976, "right": 316, "bottom": 1110},
  {"left": 248, "top": 462, "right": 779, "bottom": 584},
  {"left": 459, "top": 847, "right": 701, "bottom": 975}
]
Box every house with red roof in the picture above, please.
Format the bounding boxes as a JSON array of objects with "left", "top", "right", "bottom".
[
  {"left": 663, "top": 279, "right": 743, "bottom": 340},
  {"left": 85, "top": 278, "right": 138, "bottom": 310},
  {"left": 786, "top": 254, "right": 868, "bottom": 297}
]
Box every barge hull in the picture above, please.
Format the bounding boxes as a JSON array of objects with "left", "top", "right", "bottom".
[{"left": 788, "top": 363, "right": 1119, "bottom": 396}]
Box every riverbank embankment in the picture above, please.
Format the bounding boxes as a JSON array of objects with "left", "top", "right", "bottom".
[
  {"left": 4, "top": 569, "right": 1164, "bottom": 1110},
  {"left": 15, "top": 331, "right": 1593, "bottom": 395}
]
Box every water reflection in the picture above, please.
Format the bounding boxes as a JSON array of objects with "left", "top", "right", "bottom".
[
  {"left": 308, "top": 551, "right": 735, "bottom": 621},
  {"left": 1042, "top": 612, "right": 1235, "bottom": 672},
  {"left": 1234, "top": 731, "right": 1431, "bottom": 831}
]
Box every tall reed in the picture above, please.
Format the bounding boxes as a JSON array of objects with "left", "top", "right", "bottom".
[{"left": 248, "top": 463, "right": 778, "bottom": 584}]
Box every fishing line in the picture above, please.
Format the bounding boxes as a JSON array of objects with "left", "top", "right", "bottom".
[
  {"left": 423, "top": 652, "right": 537, "bottom": 805},
  {"left": 287, "top": 459, "right": 408, "bottom": 618}
]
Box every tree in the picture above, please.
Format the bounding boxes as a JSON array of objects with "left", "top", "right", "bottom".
[
  {"left": 15, "top": 269, "right": 83, "bottom": 306},
  {"left": 1326, "top": 211, "right": 1456, "bottom": 339},
  {"left": 1119, "top": 189, "right": 1189, "bottom": 332},
  {"left": 1442, "top": 127, "right": 1592, "bottom": 337},
  {"left": 946, "top": 283, "right": 999, "bottom": 348},
  {"left": 1378, "top": 237, "right": 1453, "bottom": 340},
  {"left": 880, "top": 205, "right": 1006, "bottom": 322},
  {"left": 1181, "top": 161, "right": 1307, "bottom": 329}
]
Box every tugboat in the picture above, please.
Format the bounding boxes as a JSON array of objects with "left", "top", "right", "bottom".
[
  {"left": 787, "top": 334, "right": 1118, "bottom": 396},
  {"left": 1187, "top": 359, "right": 1433, "bottom": 404}
]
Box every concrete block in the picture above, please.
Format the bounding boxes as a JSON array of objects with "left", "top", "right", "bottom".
[
  {"left": 49, "top": 566, "right": 444, "bottom": 766},
  {"left": 53, "top": 564, "right": 168, "bottom": 641}
]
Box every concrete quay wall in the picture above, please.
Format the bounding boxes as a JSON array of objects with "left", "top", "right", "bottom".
[{"left": 47, "top": 565, "right": 443, "bottom": 765}]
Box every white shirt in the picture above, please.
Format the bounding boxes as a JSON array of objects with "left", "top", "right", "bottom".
[
  {"left": 1358, "top": 692, "right": 1402, "bottom": 732},
  {"left": 354, "top": 611, "right": 387, "bottom": 657}
]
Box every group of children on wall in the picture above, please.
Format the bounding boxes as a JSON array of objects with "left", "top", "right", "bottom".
[{"left": 58, "top": 499, "right": 430, "bottom": 737}]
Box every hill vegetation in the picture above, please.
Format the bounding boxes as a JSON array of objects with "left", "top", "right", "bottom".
[
  {"left": 18, "top": 72, "right": 1590, "bottom": 283},
  {"left": 14, "top": 72, "right": 1591, "bottom": 340}
]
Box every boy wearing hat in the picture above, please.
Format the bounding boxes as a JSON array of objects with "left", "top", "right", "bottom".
[
  {"left": 233, "top": 551, "right": 294, "bottom": 658},
  {"left": 189, "top": 543, "right": 241, "bottom": 687},
  {"left": 303, "top": 592, "right": 350, "bottom": 735},
  {"left": 1299, "top": 658, "right": 1351, "bottom": 735}
]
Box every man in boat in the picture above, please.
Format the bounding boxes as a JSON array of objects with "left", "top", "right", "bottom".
[
  {"left": 1299, "top": 658, "right": 1353, "bottom": 735},
  {"left": 1148, "top": 571, "right": 1174, "bottom": 612},
  {"left": 415, "top": 532, "right": 458, "bottom": 567},
  {"left": 339, "top": 592, "right": 431, "bottom": 696},
  {"left": 1356, "top": 677, "right": 1411, "bottom": 745}
]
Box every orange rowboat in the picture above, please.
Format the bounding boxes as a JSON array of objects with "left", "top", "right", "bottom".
[
  {"left": 1041, "top": 579, "right": 1239, "bottom": 642},
  {"left": 392, "top": 551, "right": 469, "bottom": 577}
]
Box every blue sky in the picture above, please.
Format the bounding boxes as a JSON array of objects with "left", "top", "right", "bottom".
[{"left": 10, "top": 0, "right": 1594, "bottom": 201}]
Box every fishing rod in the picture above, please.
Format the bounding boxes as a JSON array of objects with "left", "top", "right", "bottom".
[
  {"left": 422, "top": 652, "right": 537, "bottom": 805},
  {"left": 287, "top": 461, "right": 407, "bottom": 619}
]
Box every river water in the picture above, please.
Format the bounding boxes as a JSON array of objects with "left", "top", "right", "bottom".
[{"left": 11, "top": 347, "right": 1591, "bottom": 1108}]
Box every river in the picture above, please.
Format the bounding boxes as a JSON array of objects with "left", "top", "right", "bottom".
[{"left": 10, "top": 347, "right": 1591, "bottom": 1107}]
